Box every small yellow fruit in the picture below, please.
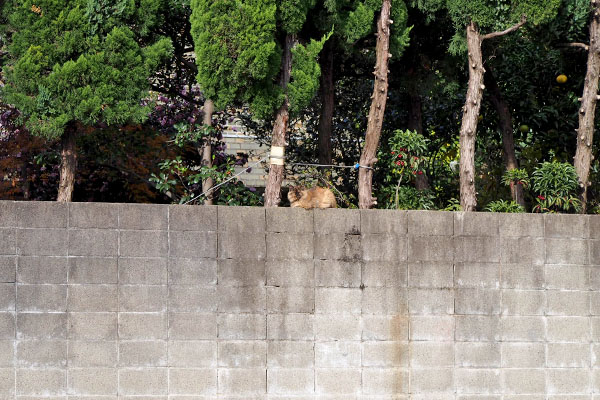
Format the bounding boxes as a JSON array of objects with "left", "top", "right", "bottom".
[
  {"left": 519, "top": 124, "right": 529, "bottom": 133},
  {"left": 556, "top": 74, "right": 568, "bottom": 84}
]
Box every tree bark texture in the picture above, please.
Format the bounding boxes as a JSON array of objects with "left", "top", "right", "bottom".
[
  {"left": 459, "top": 22, "right": 485, "bottom": 211},
  {"left": 56, "top": 125, "right": 77, "bottom": 202},
  {"left": 201, "top": 99, "right": 214, "bottom": 205},
  {"left": 358, "top": 0, "right": 392, "bottom": 209},
  {"left": 485, "top": 69, "right": 525, "bottom": 207},
  {"left": 574, "top": 0, "right": 600, "bottom": 213},
  {"left": 318, "top": 40, "right": 334, "bottom": 166},
  {"left": 264, "top": 34, "right": 294, "bottom": 207}
]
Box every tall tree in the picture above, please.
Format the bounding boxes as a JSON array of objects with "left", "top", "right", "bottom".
[{"left": 0, "top": 0, "right": 172, "bottom": 201}]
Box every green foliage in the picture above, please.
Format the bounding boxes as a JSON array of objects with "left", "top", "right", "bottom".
[
  {"left": 443, "top": 197, "right": 462, "bottom": 211},
  {"left": 501, "top": 168, "right": 529, "bottom": 188},
  {"left": 279, "top": 0, "right": 317, "bottom": 33},
  {"left": 485, "top": 199, "right": 525, "bottom": 213},
  {"left": 532, "top": 161, "right": 581, "bottom": 213}
]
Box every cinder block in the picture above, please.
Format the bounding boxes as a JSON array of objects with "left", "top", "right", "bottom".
[
  {"left": 547, "top": 368, "right": 590, "bottom": 394},
  {"left": 455, "top": 289, "right": 501, "bottom": 315},
  {"left": 268, "top": 314, "right": 313, "bottom": 340},
  {"left": 118, "top": 204, "right": 167, "bottom": 230},
  {"left": 218, "top": 231, "right": 265, "bottom": 259},
  {"left": 362, "top": 367, "right": 408, "bottom": 395},
  {"left": 267, "top": 260, "right": 314, "bottom": 287},
  {"left": 17, "top": 228, "right": 67, "bottom": 256},
  {"left": 501, "top": 316, "right": 545, "bottom": 342},
  {"left": 592, "top": 216, "right": 600, "bottom": 239},
  {"left": 314, "top": 208, "right": 360, "bottom": 234},
  {"left": 68, "top": 341, "right": 117, "bottom": 367},
  {"left": 267, "top": 287, "right": 314, "bottom": 313},
  {"left": 410, "top": 342, "right": 453, "bottom": 367},
  {"left": 502, "top": 290, "right": 545, "bottom": 315},
  {"left": 593, "top": 344, "right": 600, "bottom": 367},
  {"left": 68, "top": 312, "right": 116, "bottom": 340},
  {"left": 0, "top": 284, "right": 14, "bottom": 311},
  {"left": 410, "top": 368, "right": 454, "bottom": 393},
  {"left": 456, "top": 237, "right": 500, "bottom": 263},
  {"left": 169, "top": 340, "right": 216, "bottom": 367},
  {"left": 69, "top": 202, "right": 118, "bottom": 229},
  {"left": 501, "top": 263, "right": 544, "bottom": 289},
  {"left": 119, "top": 285, "right": 167, "bottom": 312},
  {"left": 315, "top": 368, "right": 361, "bottom": 394},
  {"left": 0, "top": 229, "right": 15, "bottom": 255},
  {"left": 315, "top": 260, "right": 360, "bottom": 287},
  {"left": 592, "top": 240, "right": 600, "bottom": 267},
  {"left": 410, "top": 316, "right": 454, "bottom": 342},
  {"left": 545, "top": 213, "right": 589, "bottom": 238},
  {"left": 0, "top": 201, "right": 17, "bottom": 227},
  {"left": 454, "top": 262, "right": 499, "bottom": 288},
  {"left": 267, "top": 368, "right": 313, "bottom": 395},
  {"left": 218, "top": 313, "right": 264, "bottom": 340},
  {"left": 498, "top": 213, "right": 544, "bottom": 237},
  {"left": 501, "top": 343, "right": 545, "bottom": 367},
  {"left": 314, "top": 233, "right": 361, "bottom": 261},
  {"left": 169, "top": 285, "right": 216, "bottom": 312},
  {"left": 362, "top": 234, "right": 407, "bottom": 262},
  {"left": 169, "top": 368, "right": 216, "bottom": 395},
  {"left": 16, "top": 340, "right": 66, "bottom": 367},
  {"left": 594, "top": 317, "right": 600, "bottom": 341},
  {"left": 119, "top": 313, "right": 167, "bottom": 340},
  {"left": 362, "top": 287, "right": 407, "bottom": 315},
  {"left": 16, "top": 368, "right": 66, "bottom": 395},
  {"left": 218, "top": 341, "right": 266, "bottom": 368},
  {"left": 169, "top": 231, "right": 217, "bottom": 258},
  {"left": 119, "top": 230, "right": 167, "bottom": 258},
  {"left": 363, "top": 261, "right": 407, "bottom": 287},
  {"left": 0, "top": 367, "right": 12, "bottom": 396},
  {"left": 17, "top": 202, "right": 67, "bottom": 228},
  {"left": 501, "top": 238, "right": 544, "bottom": 264},
  {"left": 268, "top": 341, "right": 314, "bottom": 368},
  {"left": 0, "top": 256, "right": 16, "bottom": 283},
  {"left": 17, "top": 312, "right": 66, "bottom": 339},
  {"left": 362, "top": 315, "right": 408, "bottom": 341},
  {"left": 408, "top": 236, "right": 454, "bottom": 262},
  {"left": 67, "top": 285, "right": 117, "bottom": 312},
  {"left": 218, "top": 368, "right": 266, "bottom": 395},
  {"left": 17, "top": 256, "right": 67, "bottom": 283},
  {"left": 68, "top": 229, "right": 118, "bottom": 257},
  {"left": 119, "top": 258, "right": 168, "bottom": 284},
  {"left": 68, "top": 257, "right": 117, "bottom": 284},
  {"left": 454, "top": 368, "right": 501, "bottom": 394},
  {"left": 118, "top": 341, "right": 167, "bottom": 367},
  {"left": 218, "top": 259, "right": 264, "bottom": 286},
  {"left": 455, "top": 212, "right": 498, "bottom": 237},
  {"left": 455, "top": 316, "right": 499, "bottom": 342},
  {"left": 118, "top": 368, "right": 167, "bottom": 395},
  {"left": 315, "top": 341, "right": 360, "bottom": 367},
  {"left": 0, "top": 340, "right": 13, "bottom": 366},
  {"left": 17, "top": 284, "right": 65, "bottom": 312},
  {"left": 218, "top": 286, "right": 265, "bottom": 313},
  {"left": 546, "top": 239, "right": 589, "bottom": 265},
  {"left": 407, "top": 210, "right": 453, "bottom": 236},
  {"left": 408, "top": 262, "right": 453, "bottom": 288},
  {"left": 169, "top": 204, "right": 217, "bottom": 231},
  {"left": 455, "top": 342, "right": 500, "bottom": 368},
  {"left": 408, "top": 289, "right": 454, "bottom": 315},
  {"left": 547, "top": 316, "right": 590, "bottom": 342},
  {"left": 68, "top": 368, "right": 117, "bottom": 395},
  {"left": 363, "top": 341, "right": 408, "bottom": 367},
  {"left": 547, "top": 290, "right": 590, "bottom": 316},
  {"left": 547, "top": 343, "right": 590, "bottom": 367},
  {"left": 267, "top": 207, "right": 313, "bottom": 233},
  {"left": 266, "top": 233, "right": 313, "bottom": 260},
  {"left": 316, "top": 288, "right": 361, "bottom": 314},
  {"left": 361, "top": 209, "right": 406, "bottom": 235},
  {"left": 218, "top": 206, "right": 265, "bottom": 233},
  {"left": 546, "top": 265, "right": 590, "bottom": 290}
]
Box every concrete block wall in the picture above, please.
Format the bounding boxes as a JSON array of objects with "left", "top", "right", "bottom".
[{"left": 0, "top": 201, "right": 599, "bottom": 399}]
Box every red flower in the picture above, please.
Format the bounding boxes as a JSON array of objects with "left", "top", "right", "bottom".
[
  {"left": 396, "top": 161, "right": 401, "bottom": 166},
  {"left": 417, "top": 171, "right": 423, "bottom": 175},
  {"left": 537, "top": 195, "right": 545, "bottom": 200},
  {"left": 391, "top": 151, "right": 395, "bottom": 155},
  {"left": 398, "top": 154, "right": 402, "bottom": 158}
]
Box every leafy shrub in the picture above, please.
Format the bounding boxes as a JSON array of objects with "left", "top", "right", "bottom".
[
  {"left": 531, "top": 161, "right": 581, "bottom": 213},
  {"left": 485, "top": 200, "right": 525, "bottom": 213},
  {"left": 382, "top": 186, "right": 436, "bottom": 210}
]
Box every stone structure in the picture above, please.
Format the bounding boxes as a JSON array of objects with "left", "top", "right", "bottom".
[{"left": 0, "top": 201, "right": 599, "bottom": 398}]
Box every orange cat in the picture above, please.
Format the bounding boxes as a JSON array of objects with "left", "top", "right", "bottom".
[{"left": 288, "top": 186, "right": 337, "bottom": 209}]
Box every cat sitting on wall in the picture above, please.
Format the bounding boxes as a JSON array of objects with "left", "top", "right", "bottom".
[{"left": 288, "top": 186, "right": 337, "bottom": 209}]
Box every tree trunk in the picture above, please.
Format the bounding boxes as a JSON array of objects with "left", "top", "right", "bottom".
[
  {"left": 318, "top": 40, "right": 334, "bottom": 166},
  {"left": 200, "top": 99, "right": 214, "bottom": 205},
  {"left": 485, "top": 68, "right": 525, "bottom": 207},
  {"left": 574, "top": 0, "right": 600, "bottom": 213},
  {"left": 56, "top": 125, "right": 77, "bottom": 202},
  {"left": 408, "top": 87, "right": 430, "bottom": 190},
  {"left": 264, "top": 34, "right": 294, "bottom": 207},
  {"left": 358, "top": 0, "right": 392, "bottom": 209},
  {"left": 459, "top": 22, "right": 485, "bottom": 211}
]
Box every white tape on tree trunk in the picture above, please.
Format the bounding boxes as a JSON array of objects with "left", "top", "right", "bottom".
[{"left": 270, "top": 146, "right": 285, "bottom": 165}]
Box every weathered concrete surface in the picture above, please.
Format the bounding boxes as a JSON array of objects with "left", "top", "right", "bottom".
[{"left": 0, "top": 201, "right": 599, "bottom": 398}]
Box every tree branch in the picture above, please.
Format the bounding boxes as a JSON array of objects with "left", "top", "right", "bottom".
[
  {"left": 556, "top": 42, "right": 590, "bottom": 51},
  {"left": 482, "top": 15, "right": 527, "bottom": 41}
]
